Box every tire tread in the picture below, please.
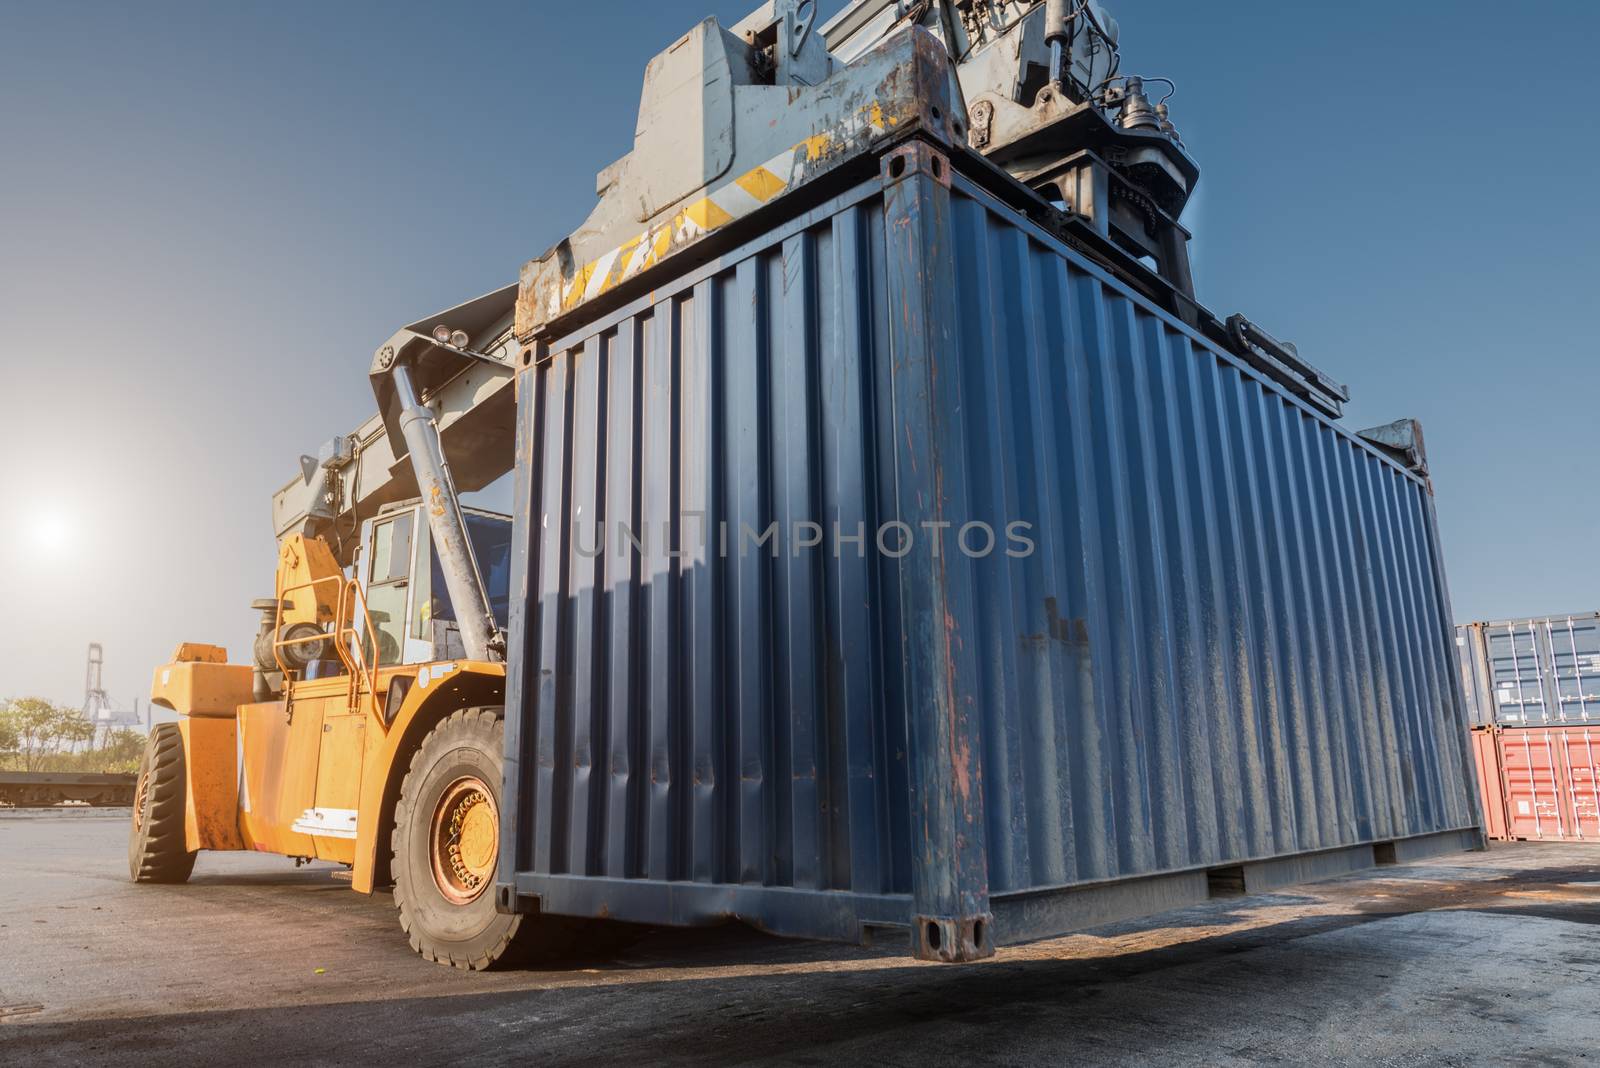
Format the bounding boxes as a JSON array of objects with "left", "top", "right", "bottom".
[{"left": 129, "top": 723, "right": 196, "bottom": 884}]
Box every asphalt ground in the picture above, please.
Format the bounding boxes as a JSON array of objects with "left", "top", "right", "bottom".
[{"left": 2, "top": 807, "right": 1597, "bottom": 1066}]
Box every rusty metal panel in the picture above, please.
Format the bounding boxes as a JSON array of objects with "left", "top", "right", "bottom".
[
  {"left": 0, "top": 772, "right": 136, "bottom": 807},
  {"left": 497, "top": 141, "right": 1483, "bottom": 960},
  {"left": 1481, "top": 725, "right": 1600, "bottom": 841}
]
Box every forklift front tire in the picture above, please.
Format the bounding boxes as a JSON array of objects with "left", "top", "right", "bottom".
[
  {"left": 391, "top": 707, "right": 579, "bottom": 970},
  {"left": 128, "top": 723, "right": 197, "bottom": 884}
]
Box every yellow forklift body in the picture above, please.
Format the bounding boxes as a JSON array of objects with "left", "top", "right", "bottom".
[
  {"left": 349, "top": 660, "right": 506, "bottom": 891},
  {"left": 150, "top": 658, "right": 253, "bottom": 719},
  {"left": 180, "top": 715, "right": 243, "bottom": 852},
  {"left": 151, "top": 643, "right": 506, "bottom": 888},
  {"left": 277, "top": 534, "right": 343, "bottom": 626}
]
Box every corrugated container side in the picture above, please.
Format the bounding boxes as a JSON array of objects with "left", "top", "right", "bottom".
[
  {"left": 499, "top": 141, "right": 1482, "bottom": 953},
  {"left": 1470, "top": 727, "right": 1510, "bottom": 841},
  {"left": 1457, "top": 624, "right": 1495, "bottom": 727},
  {"left": 936, "top": 170, "right": 1479, "bottom": 901},
  {"left": 502, "top": 187, "right": 913, "bottom": 941}
]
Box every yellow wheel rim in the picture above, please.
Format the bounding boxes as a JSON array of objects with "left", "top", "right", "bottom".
[
  {"left": 428, "top": 776, "right": 498, "bottom": 905},
  {"left": 132, "top": 770, "right": 150, "bottom": 832}
]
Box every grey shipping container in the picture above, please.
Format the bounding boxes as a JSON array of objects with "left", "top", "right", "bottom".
[
  {"left": 495, "top": 136, "right": 1484, "bottom": 961},
  {"left": 1457, "top": 613, "right": 1600, "bottom": 727}
]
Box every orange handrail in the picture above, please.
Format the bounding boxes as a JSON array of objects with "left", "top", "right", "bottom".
[
  {"left": 339, "top": 578, "right": 382, "bottom": 715},
  {"left": 272, "top": 571, "right": 383, "bottom": 717}
]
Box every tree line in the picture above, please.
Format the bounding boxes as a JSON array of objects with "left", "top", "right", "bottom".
[{"left": 0, "top": 697, "right": 146, "bottom": 774}]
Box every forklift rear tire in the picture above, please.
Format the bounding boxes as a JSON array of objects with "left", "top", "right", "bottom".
[
  {"left": 392, "top": 707, "right": 579, "bottom": 970},
  {"left": 128, "top": 723, "right": 197, "bottom": 884}
]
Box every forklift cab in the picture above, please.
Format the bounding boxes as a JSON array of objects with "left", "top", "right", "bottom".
[
  {"left": 353, "top": 501, "right": 511, "bottom": 666},
  {"left": 223, "top": 500, "right": 510, "bottom": 863}
]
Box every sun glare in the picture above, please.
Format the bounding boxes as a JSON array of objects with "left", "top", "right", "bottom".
[{"left": 29, "top": 509, "right": 74, "bottom": 553}]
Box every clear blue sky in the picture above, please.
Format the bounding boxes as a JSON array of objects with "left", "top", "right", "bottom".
[{"left": 2, "top": 1, "right": 1597, "bottom": 709}]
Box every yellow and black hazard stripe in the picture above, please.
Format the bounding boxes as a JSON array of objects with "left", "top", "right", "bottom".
[{"left": 550, "top": 101, "right": 897, "bottom": 318}]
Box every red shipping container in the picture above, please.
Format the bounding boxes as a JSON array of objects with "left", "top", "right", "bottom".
[{"left": 1472, "top": 725, "right": 1600, "bottom": 841}]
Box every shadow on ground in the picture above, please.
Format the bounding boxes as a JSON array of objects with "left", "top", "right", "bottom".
[{"left": 7, "top": 856, "right": 1598, "bottom": 1067}]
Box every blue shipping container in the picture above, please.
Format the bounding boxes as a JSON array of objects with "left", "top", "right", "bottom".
[
  {"left": 1457, "top": 613, "right": 1600, "bottom": 726},
  {"left": 497, "top": 138, "right": 1483, "bottom": 961}
]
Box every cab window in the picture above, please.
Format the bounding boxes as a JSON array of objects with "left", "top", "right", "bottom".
[
  {"left": 365, "top": 512, "right": 413, "bottom": 665},
  {"left": 423, "top": 513, "right": 512, "bottom": 630}
]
